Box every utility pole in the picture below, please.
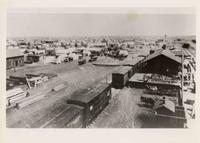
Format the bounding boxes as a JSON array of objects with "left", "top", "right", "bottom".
[{"left": 180, "top": 47, "right": 184, "bottom": 106}]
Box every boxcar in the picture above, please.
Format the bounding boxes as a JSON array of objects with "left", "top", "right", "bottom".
[
  {"left": 42, "top": 105, "right": 84, "bottom": 128},
  {"left": 67, "top": 82, "right": 112, "bottom": 127},
  {"left": 112, "top": 66, "right": 132, "bottom": 89}
]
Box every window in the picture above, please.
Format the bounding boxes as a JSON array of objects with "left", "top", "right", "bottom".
[{"left": 15, "top": 61, "right": 18, "bottom": 66}]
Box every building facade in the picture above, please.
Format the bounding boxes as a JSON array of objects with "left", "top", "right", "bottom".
[{"left": 7, "top": 49, "right": 24, "bottom": 69}]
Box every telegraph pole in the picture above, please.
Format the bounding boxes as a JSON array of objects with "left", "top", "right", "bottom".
[{"left": 181, "top": 46, "right": 184, "bottom": 106}]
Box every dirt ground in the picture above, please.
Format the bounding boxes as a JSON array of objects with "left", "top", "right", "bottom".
[
  {"left": 6, "top": 53, "right": 165, "bottom": 128},
  {"left": 6, "top": 57, "right": 121, "bottom": 127},
  {"left": 88, "top": 87, "right": 156, "bottom": 128}
]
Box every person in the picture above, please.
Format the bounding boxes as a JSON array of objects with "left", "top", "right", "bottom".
[
  {"left": 8, "top": 99, "right": 11, "bottom": 106},
  {"left": 26, "top": 89, "right": 30, "bottom": 97}
]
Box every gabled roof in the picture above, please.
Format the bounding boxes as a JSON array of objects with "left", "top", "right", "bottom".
[
  {"left": 143, "top": 49, "right": 181, "bottom": 64},
  {"left": 153, "top": 99, "right": 175, "bottom": 113},
  {"left": 171, "top": 50, "right": 190, "bottom": 56}
]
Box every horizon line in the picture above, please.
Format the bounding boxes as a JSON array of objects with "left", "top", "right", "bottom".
[{"left": 7, "top": 35, "right": 196, "bottom": 39}]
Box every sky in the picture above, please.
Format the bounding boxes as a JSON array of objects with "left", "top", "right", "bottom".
[{"left": 7, "top": 13, "right": 196, "bottom": 37}]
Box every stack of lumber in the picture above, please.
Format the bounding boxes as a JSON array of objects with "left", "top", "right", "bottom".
[
  {"left": 43, "top": 73, "right": 57, "bottom": 79},
  {"left": 6, "top": 88, "right": 26, "bottom": 107},
  {"left": 16, "top": 94, "right": 45, "bottom": 109}
]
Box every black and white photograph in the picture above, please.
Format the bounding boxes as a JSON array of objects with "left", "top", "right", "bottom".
[{"left": 5, "top": 8, "right": 196, "bottom": 128}]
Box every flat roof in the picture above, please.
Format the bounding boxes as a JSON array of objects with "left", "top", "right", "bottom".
[
  {"left": 129, "top": 73, "right": 181, "bottom": 87},
  {"left": 7, "top": 49, "right": 24, "bottom": 58},
  {"left": 129, "top": 73, "right": 146, "bottom": 82},
  {"left": 113, "top": 66, "right": 132, "bottom": 75},
  {"left": 68, "top": 82, "right": 111, "bottom": 105}
]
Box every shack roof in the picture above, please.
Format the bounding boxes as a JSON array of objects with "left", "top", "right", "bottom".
[
  {"left": 113, "top": 66, "right": 132, "bottom": 75},
  {"left": 153, "top": 99, "right": 175, "bottom": 113},
  {"left": 143, "top": 49, "right": 181, "bottom": 64},
  {"left": 68, "top": 82, "right": 111, "bottom": 105},
  {"left": 172, "top": 50, "right": 190, "bottom": 56},
  {"left": 6, "top": 49, "right": 24, "bottom": 58}
]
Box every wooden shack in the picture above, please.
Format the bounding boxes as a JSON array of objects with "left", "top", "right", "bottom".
[
  {"left": 67, "top": 82, "right": 112, "bottom": 127},
  {"left": 27, "top": 54, "right": 40, "bottom": 63},
  {"left": 6, "top": 49, "right": 24, "bottom": 69},
  {"left": 112, "top": 66, "right": 133, "bottom": 89},
  {"left": 45, "top": 47, "right": 56, "bottom": 56},
  {"left": 153, "top": 100, "right": 186, "bottom": 128}
]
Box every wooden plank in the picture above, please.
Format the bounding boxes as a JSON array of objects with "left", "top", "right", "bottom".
[
  {"left": 16, "top": 94, "right": 45, "bottom": 109},
  {"left": 7, "top": 88, "right": 24, "bottom": 98},
  {"left": 9, "top": 95, "right": 27, "bottom": 104},
  {"left": 7, "top": 93, "right": 26, "bottom": 101}
]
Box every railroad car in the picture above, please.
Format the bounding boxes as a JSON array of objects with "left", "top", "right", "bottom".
[
  {"left": 112, "top": 66, "right": 132, "bottom": 89},
  {"left": 42, "top": 105, "right": 84, "bottom": 128},
  {"left": 67, "top": 82, "right": 112, "bottom": 127}
]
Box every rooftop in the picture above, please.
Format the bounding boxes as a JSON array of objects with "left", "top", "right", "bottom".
[
  {"left": 112, "top": 66, "right": 132, "bottom": 75},
  {"left": 153, "top": 99, "right": 176, "bottom": 113},
  {"left": 129, "top": 73, "right": 181, "bottom": 87},
  {"left": 143, "top": 49, "right": 181, "bottom": 64},
  {"left": 68, "top": 82, "right": 111, "bottom": 105},
  {"left": 6, "top": 49, "right": 24, "bottom": 58}
]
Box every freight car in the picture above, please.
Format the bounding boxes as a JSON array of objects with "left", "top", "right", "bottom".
[
  {"left": 41, "top": 105, "right": 84, "bottom": 128},
  {"left": 67, "top": 82, "right": 112, "bottom": 127},
  {"left": 112, "top": 66, "right": 133, "bottom": 89}
]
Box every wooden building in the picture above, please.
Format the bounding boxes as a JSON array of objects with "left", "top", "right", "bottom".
[
  {"left": 153, "top": 99, "right": 186, "bottom": 128},
  {"left": 26, "top": 54, "right": 40, "bottom": 63},
  {"left": 6, "top": 49, "right": 24, "bottom": 69},
  {"left": 45, "top": 47, "right": 56, "bottom": 56},
  {"left": 140, "top": 49, "right": 182, "bottom": 76}
]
